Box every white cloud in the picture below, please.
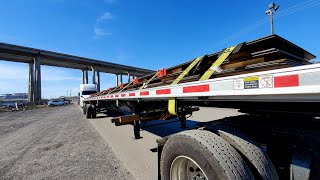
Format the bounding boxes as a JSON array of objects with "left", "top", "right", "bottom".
[
  {"left": 94, "top": 27, "right": 112, "bottom": 38},
  {"left": 97, "top": 12, "right": 113, "bottom": 22}
]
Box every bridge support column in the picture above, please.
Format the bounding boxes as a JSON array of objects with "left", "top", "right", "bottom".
[
  {"left": 34, "top": 57, "right": 41, "bottom": 102},
  {"left": 28, "top": 61, "right": 34, "bottom": 102},
  {"left": 82, "top": 69, "right": 89, "bottom": 84},
  {"left": 96, "top": 70, "right": 100, "bottom": 92},
  {"left": 82, "top": 69, "right": 85, "bottom": 84},
  {"left": 116, "top": 74, "right": 119, "bottom": 86},
  {"left": 91, "top": 66, "right": 96, "bottom": 84},
  {"left": 127, "top": 72, "right": 130, "bottom": 82},
  {"left": 85, "top": 70, "right": 88, "bottom": 84}
]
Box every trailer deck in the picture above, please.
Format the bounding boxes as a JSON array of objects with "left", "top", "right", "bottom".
[
  {"left": 85, "top": 63, "right": 320, "bottom": 102},
  {"left": 81, "top": 34, "right": 320, "bottom": 180}
]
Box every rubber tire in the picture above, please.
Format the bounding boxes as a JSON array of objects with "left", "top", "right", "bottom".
[
  {"left": 91, "top": 105, "right": 96, "bottom": 118},
  {"left": 85, "top": 104, "right": 92, "bottom": 119},
  {"left": 83, "top": 104, "right": 87, "bottom": 115},
  {"left": 160, "top": 129, "right": 254, "bottom": 180},
  {"left": 207, "top": 125, "right": 279, "bottom": 180}
]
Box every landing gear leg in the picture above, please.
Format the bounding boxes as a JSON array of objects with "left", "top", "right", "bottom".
[
  {"left": 179, "top": 115, "right": 187, "bottom": 128},
  {"left": 133, "top": 120, "right": 141, "bottom": 139}
]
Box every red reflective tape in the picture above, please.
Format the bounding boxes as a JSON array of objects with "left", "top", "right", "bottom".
[
  {"left": 140, "top": 91, "right": 149, "bottom": 96},
  {"left": 183, "top": 84, "right": 210, "bottom": 93},
  {"left": 156, "top": 89, "right": 171, "bottom": 95},
  {"left": 115, "top": 94, "right": 119, "bottom": 97},
  {"left": 121, "top": 94, "right": 126, "bottom": 97},
  {"left": 274, "top": 74, "right": 299, "bottom": 88},
  {"left": 129, "top": 93, "right": 135, "bottom": 97}
]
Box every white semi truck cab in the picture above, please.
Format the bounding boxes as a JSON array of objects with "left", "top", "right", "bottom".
[{"left": 79, "top": 84, "right": 97, "bottom": 108}]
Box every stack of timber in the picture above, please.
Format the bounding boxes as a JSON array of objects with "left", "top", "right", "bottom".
[{"left": 93, "top": 34, "right": 315, "bottom": 97}]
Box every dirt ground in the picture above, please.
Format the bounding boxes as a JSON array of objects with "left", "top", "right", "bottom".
[{"left": 0, "top": 104, "right": 133, "bottom": 180}]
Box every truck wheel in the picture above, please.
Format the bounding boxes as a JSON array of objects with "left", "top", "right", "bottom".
[
  {"left": 91, "top": 105, "right": 96, "bottom": 118},
  {"left": 83, "top": 104, "right": 87, "bottom": 115},
  {"left": 160, "top": 129, "right": 254, "bottom": 180},
  {"left": 206, "top": 125, "right": 279, "bottom": 180},
  {"left": 85, "top": 104, "right": 92, "bottom": 119}
]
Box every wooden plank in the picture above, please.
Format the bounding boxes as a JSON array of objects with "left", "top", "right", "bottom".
[
  {"left": 220, "top": 57, "right": 265, "bottom": 69},
  {"left": 215, "top": 64, "right": 291, "bottom": 77},
  {"left": 112, "top": 114, "right": 140, "bottom": 123}
]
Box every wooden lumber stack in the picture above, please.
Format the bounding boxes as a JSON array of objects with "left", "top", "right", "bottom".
[{"left": 93, "top": 34, "right": 315, "bottom": 96}]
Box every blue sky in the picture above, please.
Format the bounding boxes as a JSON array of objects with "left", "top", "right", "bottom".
[{"left": 0, "top": 0, "right": 319, "bottom": 98}]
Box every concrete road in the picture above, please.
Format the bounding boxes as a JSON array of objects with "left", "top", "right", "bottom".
[
  {"left": 88, "top": 106, "right": 242, "bottom": 180},
  {"left": 0, "top": 104, "right": 133, "bottom": 180}
]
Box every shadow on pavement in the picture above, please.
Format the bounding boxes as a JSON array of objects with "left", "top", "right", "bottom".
[{"left": 140, "top": 118, "right": 199, "bottom": 137}]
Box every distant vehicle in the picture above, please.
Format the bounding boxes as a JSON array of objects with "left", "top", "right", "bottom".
[
  {"left": 60, "top": 97, "right": 71, "bottom": 105},
  {"left": 79, "top": 84, "right": 97, "bottom": 108},
  {"left": 48, "top": 99, "right": 64, "bottom": 107},
  {"left": 63, "top": 99, "right": 70, "bottom": 105},
  {"left": 2, "top": 101, "right": 16, "bottom": 108}
]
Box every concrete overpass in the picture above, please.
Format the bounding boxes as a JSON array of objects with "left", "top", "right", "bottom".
[{"left": 0, "top": 42, "right": 154, "bottom": 102}]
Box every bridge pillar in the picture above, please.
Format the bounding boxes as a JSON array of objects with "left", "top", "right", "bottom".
[
  {"left": 82, "top": 69, "right": 85, "bottom": 84},
  {"left": 127, "top": 72, "right": 130, "bottom": 82},
  {"left": 34, "top": 57, "right": 41, "bottom": 102},
  {"left": 96, "top": 69, "right": 100, "bottom": 92},
  {"left": 82, "top": 69, "right": 89, "bottom": 84},
  {"left": 28, "top": 61, "right": 34, "bottom": 102},
  {"left": 116, "top": 74, "right": 119, "bottom": 86},
  {"left": 85, "top": 70, "right": 88, "bottom": 84},
  {"left": 91, "top": 66, "right": 96, "bottom": 84}
]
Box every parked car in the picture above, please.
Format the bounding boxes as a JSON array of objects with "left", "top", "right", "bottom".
[
  {"left": 62, "top": 99, "right": 71, "bottom": 105},
  {"left": 48, "top": 99, "right": 64, "bottom": 107},
  {"left": 59, "top": 97, "right": 71, "bottom": 105},
  {"left": 2, "top": 101, "right": 16, "bottom": 108}
]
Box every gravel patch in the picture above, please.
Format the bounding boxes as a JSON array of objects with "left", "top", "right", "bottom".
[{"left": 0, "top": 104, "right": 134, "bottom": 180}]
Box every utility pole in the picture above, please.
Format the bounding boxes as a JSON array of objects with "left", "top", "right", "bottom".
[{"left": 265, "top": 2, "right": 280, "bottom": 35}]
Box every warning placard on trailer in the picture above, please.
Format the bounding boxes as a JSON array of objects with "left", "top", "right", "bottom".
[
  {"left": 234, "top": 75, "right": 273, "bottom": 90},
  {"left": 259, "top": 76, "right": 273, "bottom": 88},
  {"left": 244, "top": 76, "right": 259, "bottom": 89}
]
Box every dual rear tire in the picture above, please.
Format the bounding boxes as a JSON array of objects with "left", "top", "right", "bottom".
[
  {"left": 85, "top": 104, "right": 97, "bottom": 119},
  {"left": 160, "top": 128, "right": 278, "bottom": 180}
]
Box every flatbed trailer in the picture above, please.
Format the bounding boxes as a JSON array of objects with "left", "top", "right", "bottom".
[{"left": 83, "top": 35, "right": 320, "bottom": 180}]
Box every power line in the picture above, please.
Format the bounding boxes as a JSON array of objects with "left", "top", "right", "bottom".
[{"left": 216, "top": 0, "right": 320, "bottom": 47}]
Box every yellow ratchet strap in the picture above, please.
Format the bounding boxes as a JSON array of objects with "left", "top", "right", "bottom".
[
  {"left": 168, "top": 56, "right": 203, "bottom": 115},
  {"left": 139, "top": 71, "right": 159, "bottom": 90},
  {"left": 168, "top": 97, "right": 177, "bottom": 115},
  {"left": 199, "top": 46, "right": 236, "bottom": 81},
  {"left": 118, "top": 80, "right": 134, "bottom": 93},
  {"left": 171, "top": 56, "right": 203, "bottom": 85},
  {"left": 108, "top": 85, "right": 120, "bottom": 94}
]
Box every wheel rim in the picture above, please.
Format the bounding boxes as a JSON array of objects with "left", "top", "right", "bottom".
[{"left": 170, "top": 156, "right": 208, "bottom": 180}]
